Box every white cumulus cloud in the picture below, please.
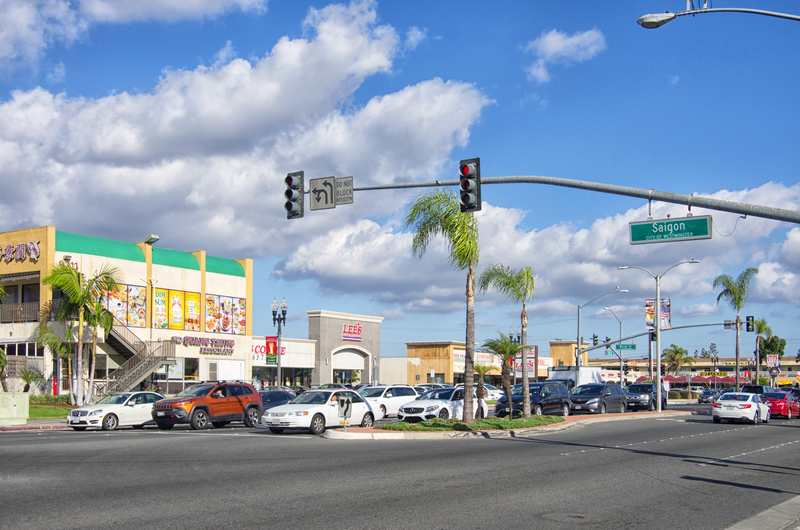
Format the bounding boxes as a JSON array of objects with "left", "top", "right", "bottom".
[{"left": 524, "top": 28, "right": 606, "bottom": 83}]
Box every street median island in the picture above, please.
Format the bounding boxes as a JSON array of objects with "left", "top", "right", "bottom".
[{"left": 376, "top": 415, "right": 564, "bottom": 432}]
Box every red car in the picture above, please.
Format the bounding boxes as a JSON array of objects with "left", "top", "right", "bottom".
[{"left": 761, "top": 392, "right": 800, "bottom": 419}]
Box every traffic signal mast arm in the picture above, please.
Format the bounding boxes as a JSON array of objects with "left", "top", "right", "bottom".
[{"left": 349, "top": 175, "right": 800, "bottom": 225}]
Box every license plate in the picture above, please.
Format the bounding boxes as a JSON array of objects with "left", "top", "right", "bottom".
[
  {"left": 574, "top": 406, "right": 581, "bottom": 409},
  {"left": 157, "top": 411, "right": 165, "bottom": 416}
]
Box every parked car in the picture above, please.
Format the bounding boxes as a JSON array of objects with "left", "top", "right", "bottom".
[
  {"left": 712, "top": 392, "right": 770, "bottom": 424},
  {"left": 740, "top": 384, "right": 773, "bottom": 395},
  {"left": 318, "top": 383, "right": 348, "bottom": 389},
  {"left": 625, "top": 383, "right": 668, "bottom": 411},
  {"left": 570, "top": 383, "right": 626, "bottom": 414},
  {"left": 455, "top": 382, "right": 503, "bottom": 401},
  {"left": 698, "top": 388, "right": 721, "bottom": 404},
  {"left": 358, "top": 385, "right": 419, "bottom": 416},
  {"left": 259, "top": 390, "right": 295, "bottom": 411},
  {"left": 152, "top": 381, "right": 262, "bottom": 430},
  {"left": 67, "top": 391, "right": 164, "bottom": 431},
  {"left": 397, "top": 387, "right": 488, "bottom": 422},
  {"left": 761, "top": 392, "right": 800, "bottom": 419},
  {"left": 494, "top": 382, "right": 571, "bottom": 417},
  {"left": 261, "top": 389, "right": 378, "bottom": 434}
]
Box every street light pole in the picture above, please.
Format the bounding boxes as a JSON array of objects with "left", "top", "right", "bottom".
[
  {"left": 604, "top": 306, "right": 624, "bottom": 386},
  {"left": 576, "top": 287, "right": 627, "bottom": 367},
  {"left": 509, "top": 328, "right": 520, "bottom": 385},
  {"left": 638, "top": 5, "right": 800, "bottom": 29},
  {"left": 271, "top": 297, "right": 287, "bottom": 389},
  {"left": 619, "top": 260, "right": 699, "bottom": 412}
]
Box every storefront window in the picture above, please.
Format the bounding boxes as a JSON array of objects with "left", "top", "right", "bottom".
[
  {"left": 282, "top": 368, "right": 311, "bottom": 388},
  {"left": 333, "top": 369, "right": 362, "bottom": 386}
]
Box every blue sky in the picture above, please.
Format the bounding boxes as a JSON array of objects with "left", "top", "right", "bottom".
[{"left": 1, "top": 0, "right": 799, "bottom": 363}]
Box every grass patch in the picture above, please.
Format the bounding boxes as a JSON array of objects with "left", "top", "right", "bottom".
[
  {"left": 377, "top": 415, "right": 564, "bottom": 432},
  {"left": 28, "top": 404, "right": 75, "bottom": 420}
]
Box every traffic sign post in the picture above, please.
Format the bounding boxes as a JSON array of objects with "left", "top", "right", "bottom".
[
  {"left": 338, "top": 395, "right": 353, "bottom": 431},
  {"left": 630, "top": 216, "right": 712, "bottom": 245}
]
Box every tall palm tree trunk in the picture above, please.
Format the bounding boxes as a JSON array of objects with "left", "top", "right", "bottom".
[
  {"left": 521, "top": 309, "right": 530, "bottom": 418},
  {"left": 88, "top": 332, "right": 98, "bottom": 403},
  {"left": 735, "top": 313, "right": 741, "bottom": 391},
  {"left": 77, "top": 313, "right": 85, "bottom": 406},
  {"left": 463, "top": 266, "right": 475, "bottom": 423}
]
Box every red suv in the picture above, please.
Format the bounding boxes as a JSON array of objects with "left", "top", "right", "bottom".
[{"left": 152, "top": 381, "right": 262, "bottom": 430}]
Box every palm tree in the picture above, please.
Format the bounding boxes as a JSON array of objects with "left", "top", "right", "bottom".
[
  {"left": 37, "top": 326, "right": 76, "bottom": 404},
  {"left": 713, "top": 267, "right": 758, "bottom": 391},
  {"left": 19, "top": 369, "right": 44, "bottom": 393},
  {"left": 478, "top": 264, "right": 536, "bottom": 417},
  {"left": 754, "top": 318, "right": 772, "bottom": 384},
  {"left": 479, "top": 332, "right": 523, "bottom": 420},
  {"left": 86, "top": 300, "right": 116, "bottom": 402},
  {"left": 404, "top": 189, "right": 480, "bottom": 423},
  {"left": 662, "top": 344, "right": 695, "bottom": 375},
  {"left": 473, "top": 363, "right": 494, "bottom": 406},
  {"left": 42, "top": 263, "right": 122, "bottom": 406},
  {"left": 0, "top": 345, "right": 8, "bottom": 393}
]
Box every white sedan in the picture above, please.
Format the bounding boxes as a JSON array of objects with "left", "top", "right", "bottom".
[
  {"left": 358, "top": 385, "right": 419, "bottom": 416},
  {"left": 397, "top": 387, "right": 489, "bottom": 422},
  {"left": 67, "top": 391, "right": 164, "bottom": 431},
  {"left": 456, "top": 383, "right": 503, "bottom": 401},
  {"left": 261, "top": 389, "right": 381, "bottom": 434},
  {"left": 712, "top": 392, "right": 771, "bottom": 424}
]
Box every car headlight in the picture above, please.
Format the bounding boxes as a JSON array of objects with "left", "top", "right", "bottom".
[
  {"left": 174, "top": 400, "right": 193, "bottom": 407},
  {"left": 289, "top": 411, "right": 309, "bottom": 416},
  {"left": 640, "top": 395, "right": 650, "bottom": 401},
  {"left": 586, "top": 398, "right": 598, "bottom": 405},
  {"left": 425, "top": 405, "right": 440, "bottom": 413},
  {"left": 88, "top": 410, "right": 102, "bottom": 416}
]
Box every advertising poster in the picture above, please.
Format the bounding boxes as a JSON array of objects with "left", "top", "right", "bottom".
[
  {"left": 168, "top": 359, "right": 183, "bottom": 380},
  {"left": 153, "top": 289, "right": 168, "bottom": 329},
  {"left": 168, "top": 290, "right": 185, "bottom": 330},
  {"left": 232, "top": 298, "right": 246, "bottom": 335},
  {"left": 184, "top": 292, "right": 201, "bottom": 331},
  {"left": 205, "top": 294, "right": 220, "bottom": 332},
  {"left": 219, "top": 296, "right": 233, "bottom": 334},
  {"left": 107, "top": 287, "right": 127, "bottom": 325},
  {"left": 265, "top": 336, "right": 278, "bottom": 366},
  {"left": 645, "top": 299, "right": 671, "bottom": 330},
  {"left": 127, "top": 285, "right": 146, "bottom": 328}
]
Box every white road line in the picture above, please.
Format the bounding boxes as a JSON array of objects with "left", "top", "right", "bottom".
[{"left": 698, "top": 440, "right": 800, "bottom": 466}]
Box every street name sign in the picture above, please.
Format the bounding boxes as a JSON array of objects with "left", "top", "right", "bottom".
[
  {"left": 630, "top": 215, "right": 712, "bottom": 245},
  {"left": 605, "top": 350, "right": 616, "bottom": 356},
  {"left": 615, "top": 344, "right": 636, "bottom": 350}
]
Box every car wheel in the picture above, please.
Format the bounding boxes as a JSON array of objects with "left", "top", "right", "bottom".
[
  {"left": 648, "top": 401, "right": 656, "bottom": 412},
  {"left": 189, "top": 409, "right": 209, "bottom": 430},
  {"left": 561, "top": 403, "right": 570, "bottom": 417},
  {"left": 713, "top": 417, "right": 721, "bottom": 424},
  {"left": 438, "top": 408, "right": 450, "bottom": 420},
  {"left": 361, "top": 412, "right": 374, "bottom": 427},
  {"left": 269, "top": 427, "right": 284, "bottom": 434},
  {"left": 752, "top": 411, "right": 759, "bottom": 425},
  {"left": 71, "top": 427, "right": 87, "bottom": 431},
  {"left": 244, "top": 407, "right": 261, "bottom": 428},
  {"left": 475, "top": 407, "right": 485, "bottom": 420},
  {"left": 309, "top": 414, "right": 325, "bottom": 435},
  {"left": 534, "top": 405, "right": 543, "bottom": 416},
  {"left": 765, "top": 410, "right": 770, "bottom": 423},
  {"left": 380, "top": 404, "right": 387, "bottom": 416},
  {"left": 788, "top": 409, "right": 792, "bottom": 420},
  {"left": 620, "top": 401, "right": 626, "bottom": 413},
  {"left": 156, "top": 422, "right": 174, "bottom": 430},
  {"left": 101, "top": 414, "right": 118, "bottom": 431},
  {"left": 212, "top": 421, "right": 227, "bottom": 428},
  {"left": 599, "top": 403, "right": 607, "bottom": 415}
]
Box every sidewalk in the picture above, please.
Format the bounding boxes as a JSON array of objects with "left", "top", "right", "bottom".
[{"left": 1, "top": 418, "right": 71, "bottom": 432}]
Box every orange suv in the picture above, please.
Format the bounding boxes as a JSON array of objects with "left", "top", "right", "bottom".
[{"left": 152, "top": 381, "right": 262, "bottom": 430}]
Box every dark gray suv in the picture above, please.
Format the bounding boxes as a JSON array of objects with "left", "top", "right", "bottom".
[
  {"left": 570, "top": 383, "right": 626, "bottom": 414},
  {"left": 626, "top": 383, "right": 668, "bottom": 411},
  {"left": 494, "top": 382, "right": 571, "bottom": 417}
]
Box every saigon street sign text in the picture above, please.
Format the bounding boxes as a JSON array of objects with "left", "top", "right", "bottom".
[{"left": 630, "top": 215, "right": 712, "bottom": 245}]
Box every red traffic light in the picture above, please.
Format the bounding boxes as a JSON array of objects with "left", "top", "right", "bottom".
[
  {"left": 460, "top": 162, "right": 476, "bottom": 178},
  {"left": 285, "top": 175, "right": 302, "bottom": 188}
]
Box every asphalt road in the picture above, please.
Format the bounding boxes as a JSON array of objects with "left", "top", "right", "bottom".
[{"left": 2, "top": 410, "right": 799, "bottom": 530}]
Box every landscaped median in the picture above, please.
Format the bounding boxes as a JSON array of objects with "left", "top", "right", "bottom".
[{"left": 322, "top": 409, "right": 695, "bottom": 440}]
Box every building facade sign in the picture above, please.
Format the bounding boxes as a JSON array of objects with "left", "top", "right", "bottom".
[{"left": 342, "top": 323, "right": 363, "bottom": 342}]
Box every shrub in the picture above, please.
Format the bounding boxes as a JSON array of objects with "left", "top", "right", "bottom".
[
  {"left": 29, "top": 395, "right": 71, "bottom": 405},
  {"left": 668, "top": 391, "right": 689, "bottom": 399}
]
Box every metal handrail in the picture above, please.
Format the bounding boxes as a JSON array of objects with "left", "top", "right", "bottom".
[
  {"left": 109, "top": 324, "right": 148, "bottom": 356},
  {"left": 0, "top": 302, "right": 40, "bottom": 323},
  {"left": 106, "top": 340, "right": 176, "bottom": 393}
]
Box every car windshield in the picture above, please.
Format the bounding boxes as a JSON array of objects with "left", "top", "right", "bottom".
[
  {"left": 291, "top": 391, "right": 330, "bottom": 405},
  {"left": 98, "top": 393, "right": 132, "bottom": 405},
  {"left": 627, "top": 385, "right": 652, "bottom": 394},
  {"left": 423, "top": 389, "right": 456, "bottom": 401},
  {"left": 719, "top": 394, "right": 750, "bottom": 402},
  {"left": 512, "top": 384, "right": 543, "bottom": 395},
  {"left": 762, "top": 393, "right": 787, "bottom": 400},
  {"left": 176, "top": 385, "right": 214, "bottom": 397},
  {"left": 701, "top": 389, "right": 715, "bottom": 394},
  {"left": 360, "top": 388, "right": 386, "bottom": 398},
  {"left": 572, "top": 385, "right": 603, "bottom": 395}
]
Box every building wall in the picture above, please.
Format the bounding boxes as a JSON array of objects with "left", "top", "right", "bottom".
[
  {"left": 550, "top": 340, "right": 588, "bottom": 368},
  {"left": 307, "top": 310, "right": 383, "bottom": 385},
  {"left": 378, "top": 357, "right": 409, "bottom": 385},
  {"left": 406, "top": 342, "right": 457, "bottom": 385}
]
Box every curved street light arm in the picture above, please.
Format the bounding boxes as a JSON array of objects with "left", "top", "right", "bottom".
[{"left": 639, "top": 7, "right": 800, "bottom": 29}]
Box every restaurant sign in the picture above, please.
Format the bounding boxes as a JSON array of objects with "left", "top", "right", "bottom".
[
  {"left": 172, "top": 336, "right": 235, "bottom": 356},
  {"left": 3, "top": 241, "right": 40, "bottom": 263},
  {"left": 342, "top": 323, "right": 362, "bottom": 342}
]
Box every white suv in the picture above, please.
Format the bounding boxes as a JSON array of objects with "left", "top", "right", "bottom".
[{"left": 358, "top": 385, "right": 419, "bottom": 417}]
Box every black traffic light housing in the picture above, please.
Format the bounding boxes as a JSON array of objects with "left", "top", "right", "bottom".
[
  {"left": 605, "top": 337, "right": 611, "bottom": 345},
  {"left": 284, "top": 171, "right": 304, "bottom": 219},
  {"left": 459, "top": 158, "right": 481, "bottom": 212},
  {"left": 592, "top": 334, "right": 598, "bottom": 346},
  {"left": 745, "top": 315, "right": 754, "bottom": 332},
  {"left": 624, "top": 364, "right": 630, "bottom": 375}
]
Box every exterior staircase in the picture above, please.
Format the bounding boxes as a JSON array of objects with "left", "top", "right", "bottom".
[{"left": 105, "top": 324, "right": 176, "bottom": 393}]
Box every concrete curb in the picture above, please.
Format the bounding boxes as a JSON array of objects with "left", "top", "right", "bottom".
[
  {"left": 1, "top": 423, "right": 71, "bottom": 432},
  {"left": 724, "top": 495, "right": 800, "bottom": 530},
  {"left": 323, "top": 411, "right": 694, "bottom": 440}
]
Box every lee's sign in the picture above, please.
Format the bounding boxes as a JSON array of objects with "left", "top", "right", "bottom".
[
  {"left": 3, "top": 241, "right": 40, "bottom": 263},
  {"left": 342, "top": 323, "right": 362, "bottom": 342}
]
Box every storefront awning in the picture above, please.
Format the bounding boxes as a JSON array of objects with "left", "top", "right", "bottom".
[{"left": 1, "top": 271, "right": 40, "bottom": 283}]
